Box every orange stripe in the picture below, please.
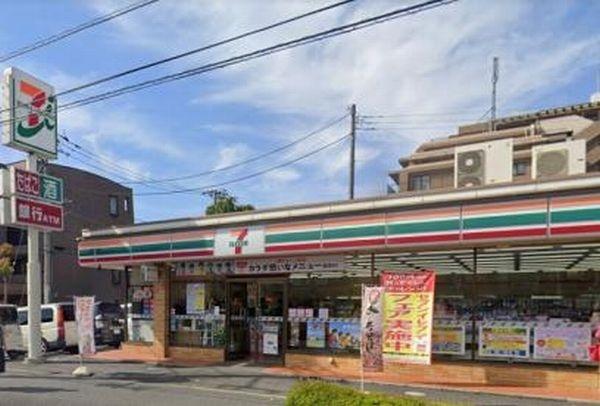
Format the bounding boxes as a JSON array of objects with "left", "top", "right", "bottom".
[
  {"left": 267, "top": 220, "right": 322, "bottom": 232},
  {"left": 386, "top": 207, "right": 459, "bottom": 222},
  {"left": 322, "top": 214, "right": 386, "bottom": 228},
  {"left": 170, "top": 230, "right": 214, "bottom": 241},
  {"left": 551, "top": 194, "right": 600, "bottom": 209},
  {"left": 464, "top": 199, "right": 546, "bottom": 215},
  {"left": 20, "top": 80, "right": 42, "bottom": 97}
]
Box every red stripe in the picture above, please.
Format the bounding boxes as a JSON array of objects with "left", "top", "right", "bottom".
[
  {"left": 462, "top": 227, "right": 546, "bottom": 240},
  {"left": 387, "top": 233, "right": 459, "bottom": 245},
  {"left": 322, "top": 238, "right": 386, "bottom": 249},
  {"left": 265, "top": 242, "right": 321, "bottom": 252},
  {"left": 550, "top": 224, "right": 600, "bottom": 235},
  {"left": 171, "top": 250, "right": 213, "bottom": 258}
]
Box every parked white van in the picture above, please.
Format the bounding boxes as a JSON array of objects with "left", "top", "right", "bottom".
[
  {"left": 0, "top": 304, "right": 24, "bottom": 356},
  {"left": 18, "top": 302, "right": 78, "bottom": 353}
]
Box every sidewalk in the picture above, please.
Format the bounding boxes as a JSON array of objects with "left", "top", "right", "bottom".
[{"left": 265, "top": 364, "right": 600, "bottom": 404}]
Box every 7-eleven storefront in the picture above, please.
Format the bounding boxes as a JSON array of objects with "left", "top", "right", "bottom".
[{"left": 78, "top": 176, "right": 600, "bottom": 393}]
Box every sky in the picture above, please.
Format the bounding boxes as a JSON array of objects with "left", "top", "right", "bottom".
[{"left": 0, "top": 0, "right": 599, "bottom": 223}]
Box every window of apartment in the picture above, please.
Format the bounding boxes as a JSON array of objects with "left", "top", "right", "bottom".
[
  {"left": 109, "top": 195, "right": 119, "bottom": 217},
  {"left": 410, "top": 174, "right": 431, "bottom": 191},
  {"left": 513, "top": 162, "right": 528, "bottom": 177},
  {"left": 123, "top": 196, "right": 130, "bottom": 213}
]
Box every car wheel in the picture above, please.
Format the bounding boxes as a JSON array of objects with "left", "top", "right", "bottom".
[{"left": 40, "top": 339, "right": 49, "bottom": 354}]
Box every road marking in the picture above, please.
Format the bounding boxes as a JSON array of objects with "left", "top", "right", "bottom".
[
  {"left": 404, "top": 391, "right": 426, "bottom": 397},
  {"left": 164, "top": 383, "right": 286, "bottom": 400}
]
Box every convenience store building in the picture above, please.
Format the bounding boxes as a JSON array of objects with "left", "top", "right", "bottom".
[{"left": 77, "top": 175, "right": 600, "bottom": 393}]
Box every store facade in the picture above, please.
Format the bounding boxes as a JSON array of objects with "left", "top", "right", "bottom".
[{"left": 78, "top": 176, "right": 600, "bottom": 391}]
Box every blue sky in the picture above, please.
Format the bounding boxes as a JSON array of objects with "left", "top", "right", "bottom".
[{"left": 1, "top": 0, "right": 599, "bottom": 222}]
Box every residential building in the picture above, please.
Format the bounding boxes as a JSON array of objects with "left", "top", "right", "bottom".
[
  {"left": 389, "top": 101, "right": 600, "bottom": 192},
  {"left": 1, "top": 163, "right": 133, "bottom": 305}
]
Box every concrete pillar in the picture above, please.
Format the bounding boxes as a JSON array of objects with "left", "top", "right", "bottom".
[{"left": 152, "top": 263, "right": 170, "bottom": 359}]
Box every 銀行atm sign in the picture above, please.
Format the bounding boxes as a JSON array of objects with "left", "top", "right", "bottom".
[{"left": 10, "top": 167, "right": 64, "bottom": 231}]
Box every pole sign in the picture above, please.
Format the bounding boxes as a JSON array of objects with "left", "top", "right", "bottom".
[
  {"left": 13, "top": 197, "right": 63, "bottom": 231},
  {"left": 2, "top": 67, "right": 57, "bottom": 158},
  {"left": 9, "top": 167, "right": 64, "bottom": 231},
  {"left": 12, "top": 167, "right": 63, "bottom": 204}
]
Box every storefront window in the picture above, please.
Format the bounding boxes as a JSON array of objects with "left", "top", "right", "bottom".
[
  {"left": 127, "top": 284, "right": 154, "bottom": 343},
  {"left": 287, "top": 276, "right": 367, "bottom": 354},
  {"left": 169, "top": 279, "right": 226, "bottom": 348}
]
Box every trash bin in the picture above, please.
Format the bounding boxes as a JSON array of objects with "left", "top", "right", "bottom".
[{"left": 0, "top": 325, "right": 5, "bottom": 373}]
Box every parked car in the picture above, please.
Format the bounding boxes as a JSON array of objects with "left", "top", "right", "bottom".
[
  {"left": 0, "top": 304, "right": 24, "bottom": 357},
  {"left": 18, "top": 302, "right": 77, "bottom": 353},
  {"left": 94, "top": 302, "right": 124, "bottom": 347}
]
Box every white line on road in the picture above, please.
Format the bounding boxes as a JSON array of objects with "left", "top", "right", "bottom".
[{"left": 163, "top": 383, "right": 286, "bottom": 400}]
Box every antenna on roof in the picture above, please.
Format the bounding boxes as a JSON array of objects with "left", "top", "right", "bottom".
[
  {"left": 591, "top": 67, "right": 600, "bottom": 103},
  {"left": 489, "top": 56, "right": 499, "bottom": 132}
]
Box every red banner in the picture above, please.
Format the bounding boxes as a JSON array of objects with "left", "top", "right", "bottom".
[
  {"left": 381, "top": 271, "right": 436, "bottom": 365},
  {"left": 13, "top": 197, "right": 63, "bottom": 231}
]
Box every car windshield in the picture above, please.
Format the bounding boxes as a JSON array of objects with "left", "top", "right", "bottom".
[
  {"left": 96, "top": 303, "right": 124, "bottom": 317},
  {"left": 0, "top": 307, "right": 17, "bottom": 324}
]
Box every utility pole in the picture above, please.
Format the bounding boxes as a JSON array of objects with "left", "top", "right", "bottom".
[
  {"left": 25, "top": 153, "right": 42, "bottom": 363},
  {"left": 349, "top": 103, "right": 357, "bottom": 200},
  {"left": 489, "top": 56, "right": 499, "bottom": 132}
]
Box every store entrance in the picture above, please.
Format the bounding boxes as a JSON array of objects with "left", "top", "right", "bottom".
[{"left": 226, "top": 278, "right": 288, "bottom": 364}]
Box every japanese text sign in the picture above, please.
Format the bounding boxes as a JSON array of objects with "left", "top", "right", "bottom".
[{"left": 381, "top": 271, "right": 435, "bottom": 365}]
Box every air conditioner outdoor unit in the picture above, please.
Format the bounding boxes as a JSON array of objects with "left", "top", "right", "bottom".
[
  {"left": 454, "top": 139, "right": 513, "bottom": 188},
  {"left": 531, "top": 139, "right": 586, "bottom": 180}
]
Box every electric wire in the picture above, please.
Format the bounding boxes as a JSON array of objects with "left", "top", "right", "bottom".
[
  {"left": 57, "top": 0, "right": 457, "bottom": 113},
  {"left": 124, "top": 113, "right": 348, "bottom": 184},
  {"left": 0, "top": 0, "right": 159, "bottom": 63},
  {"left": 136, "top": 133, "right": 351, "bottom": 196},
  {"left": 0, "top": 0, "right": 356, "bottom": 116}
]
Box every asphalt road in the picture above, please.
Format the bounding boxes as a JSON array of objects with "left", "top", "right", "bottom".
[{"left": 0, "top": 354, "right": 595, "bottom": 406}]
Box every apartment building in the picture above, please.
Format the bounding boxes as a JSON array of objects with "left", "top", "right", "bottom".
[
  {"left": 1, "top": 163, "right": 134, "bottom": 305},
  {"left": 389, "top": 101, "right": 600, "bottom": 192}
]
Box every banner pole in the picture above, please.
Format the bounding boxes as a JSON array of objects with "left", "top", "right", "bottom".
[{"left": 360, "top": 284, "right": 365, "bottom": 393}]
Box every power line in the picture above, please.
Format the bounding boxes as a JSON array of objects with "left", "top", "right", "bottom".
[
  {"left": 136, "top": 133, "right": 351, "bottom": 196},
  {"left": 0, "top": 0, "right": 355, "bottom": 117},
  {"left": 124, "top": 113, "right": 348, "bottom": 184},
  {"left": 55, "top": 0, "right": 458, "bottom": 113},
  {"left": 0, "top": 0, "right": 159, "bottom": 63},
  {"left": 0, "top": 0, "right": 457, "bottom": 128}
]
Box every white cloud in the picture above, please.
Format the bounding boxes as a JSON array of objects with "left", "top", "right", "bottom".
[{"left": 71, "top": 0, "right": 600, "bottom": 215}]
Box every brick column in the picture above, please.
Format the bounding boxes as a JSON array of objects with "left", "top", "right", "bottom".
[{"left": 152, "top": 263, "right": 170, "bottom": 359}]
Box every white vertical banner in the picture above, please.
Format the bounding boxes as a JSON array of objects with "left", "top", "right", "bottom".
[{"left": 75, "top": 296, "right": 96, "bottom": 356}]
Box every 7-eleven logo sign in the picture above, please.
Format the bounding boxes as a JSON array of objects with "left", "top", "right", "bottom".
[{"left": 214, "top": 226, "right": 265, "bottom": 257}]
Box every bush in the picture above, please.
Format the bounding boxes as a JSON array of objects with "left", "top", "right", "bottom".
[{"left": 286, "top": 380, "right": 451, "bottom": 406}]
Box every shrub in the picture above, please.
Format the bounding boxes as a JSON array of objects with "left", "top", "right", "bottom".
[{"left": 286, "top": 380, "right": 451, "bottom": 406}]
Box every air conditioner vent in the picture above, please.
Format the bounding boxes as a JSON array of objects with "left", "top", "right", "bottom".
[{"left": 536, "top": 149, "right": 568, "bottom": 178}]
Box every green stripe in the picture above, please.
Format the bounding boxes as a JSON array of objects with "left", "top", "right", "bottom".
[
  {"left": 322, "top": 224, "right": 385, "bottom": 240},
  {"left": 95, "top": 246, "right": 130, "bottom": 256},
  {"left": 464, "top": 212, "right": 546, "bottom": 229},
  {"left": 131, "top": 242, "right": 171, "bottom": 253},
  {"left": 78, "top": 249, "right": 95, "bottom": 257},
  {"left": 551, "top": 207, "right": 600, "bottom": 224},
  {"left": 388, "top": 219, "right": 459, "bottom": 235},
  {"left": 171, "top": 239, "right": 214, "bottom": 250},
  {"left": 266, "top": 230, "right": 321, "bottom": 244}
]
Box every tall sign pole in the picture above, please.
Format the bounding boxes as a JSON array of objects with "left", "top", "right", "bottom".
[
  {"left": 2, "top": 67, "right": 61, "bottom": 364},
  {"left": 349, "top": 104, "right": 357, "bottom": 200},
  {"left": 25, "top": 153, "right": 42, "bottom": 362}
]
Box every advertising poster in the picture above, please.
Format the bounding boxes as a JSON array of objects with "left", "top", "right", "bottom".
[
  {"left": 381, "top": 271, "right": 436, "bottom": 365},
  {"left": 262, "top": 323, "right": 279, "bottom": 355},
  {"left": 289, "top": 321, "right": 300, "bottom": 348},
  {"left": 75, "top": 296, "right": 96, "bottom": 356},
  {"left": 361, "top": 286, "right": 384, "bottom": 371},
  {"left": 432, "top": 324, "right": 466, "bottom": 355},
  {"left": 328, "top": 320, "right": 360, "bottom": 350},
  {"left": 479, "top": 324, "right": 530, "bottom": 358},
  {"left": 186, "top": 283, "right": 205, "bottom": 314},
  {"left": 533, "top": 325, "right": 591, "bottom": 361},
  {"left": 306, "top": 319, "right": 326, "bottom": 348}
]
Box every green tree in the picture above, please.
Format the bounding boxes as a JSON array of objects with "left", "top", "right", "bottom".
[
  {"left": 205, "top": 193, "right": 255, "bottom": 215},
  {"left": 0, "top": 243, "right": 15, "bottom": 304}
]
